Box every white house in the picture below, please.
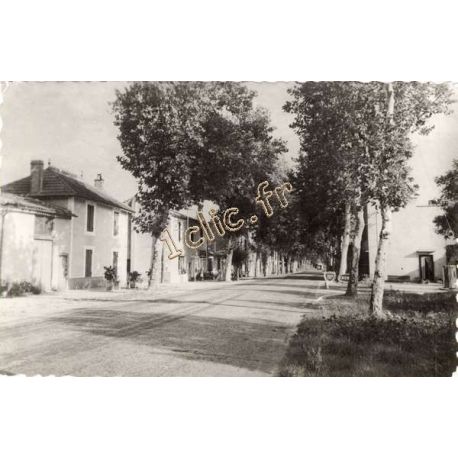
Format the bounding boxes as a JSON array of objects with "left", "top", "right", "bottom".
[
  {"left": 366, "top": 199, "right": 448, "bottom": 282},
  {"left": 0, "top": 192, "right": 74, "bottom": 291},
  {"left": 2, "top": 160, "right": 133, "bottom": 289}
]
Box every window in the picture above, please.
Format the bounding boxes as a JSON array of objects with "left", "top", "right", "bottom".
[
  {"left": 113, "top": 251, "right": 119, "bottom": 278},
  {"left": 178, "top": 221, "right": 182, "bottom": 242},
  {"left": 85, "top": 249, "right": 93, "bottom": 277},
  {"left": 86, "top": 204, "right": 95, "bottom": 232},
  {"left": 113, "top": 211, "right": 119, "bottom": 236},
  {"left": 60, "top": 254, "right": 69, "bottom": 279}
]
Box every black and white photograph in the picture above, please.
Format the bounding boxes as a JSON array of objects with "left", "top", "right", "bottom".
[
  {"left": 0, "top": 81, "right": 456, "bottom": 377},
  {"left": 1, "top": 3, "right": 457, "bottom": 457}
]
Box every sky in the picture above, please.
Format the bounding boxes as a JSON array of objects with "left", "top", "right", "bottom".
[{"left": 1, "top": 82, "right": 457, "bottom": 204}]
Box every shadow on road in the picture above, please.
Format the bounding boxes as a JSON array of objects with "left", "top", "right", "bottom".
[
  {"left": 52, "top": 307, "right": 292, "bottom": 374},
  {"left": 240, "top": 272, "right": 326, "bottom": 283}
]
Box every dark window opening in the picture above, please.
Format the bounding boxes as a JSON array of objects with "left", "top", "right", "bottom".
[
  {"left": 87, "top": 204, "right": 95, "bottom": 232},
  {"left": 113, "top": 211, "right": 119, "bottom": 236},
  {"left": 85, "top": 249, "right": 93, "bottom": 277},
  {"left": 419, "top": 254, "right": 434, "bottom": 282}
]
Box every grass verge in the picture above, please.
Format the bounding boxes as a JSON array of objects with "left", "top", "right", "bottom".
[{"left": 279, "top": 290, "right": 457, "bottom": 376}]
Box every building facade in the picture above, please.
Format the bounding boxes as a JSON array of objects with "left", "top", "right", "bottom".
[
  {"left": 366, "top": 200, "right": 448, "bottom": 282},
  {"left": 2, "top": 160, "right": 133, "bottom": 289},
  {"left": 126, "top": 198, "right": 191, "bottom": 285},
  {"left": 127, "top": 198, "right": 229, "bottom": 284},
  {"left": 0, "top": 192, "right": 74, "bottom": 291}
]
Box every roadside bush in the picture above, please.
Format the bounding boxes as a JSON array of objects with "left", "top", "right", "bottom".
[
  {"left": 0, "top": 283, "right": 8, "bottom": 297},
  {"left": 384, "top": 290, "right": 457, "bottom": 314},
  {"left": 1, "top": 281, "right": 42, "bottom": 298}
]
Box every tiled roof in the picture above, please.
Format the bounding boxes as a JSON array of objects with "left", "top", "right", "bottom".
[
  {"left": 0, "top": 192, "right": 74, "bottom": 219},
  {"left": 2, "top": 167, "right": 133, "bottom": 213}
]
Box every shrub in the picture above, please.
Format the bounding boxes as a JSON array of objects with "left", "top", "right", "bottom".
[
  {"left": 103, "top": 266, "right": 117, "bottom": 282},
  {"left": 384, "top": 290, "right": 457, "bottom": 314},
  {"left": 1, "top": 281, "right": 42, "bottom": 298},
  {"left": 0, "top": 283, "right": 8, "bottom": 297},
  {"left": 129, "top": 271, "right": 141, "bottom": 282}
]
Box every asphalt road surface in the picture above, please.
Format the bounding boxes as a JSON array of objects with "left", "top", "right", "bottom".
[{"left": 0, "top": 273, "right": 331, "bottom": 376}]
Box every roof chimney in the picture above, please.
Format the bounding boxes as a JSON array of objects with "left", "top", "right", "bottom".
[
  {"left": 94, "top": 173, "right": 104, "bottom": 189},
  {"left": 30, "top": 160, "right": 44, "bottom": 194}
]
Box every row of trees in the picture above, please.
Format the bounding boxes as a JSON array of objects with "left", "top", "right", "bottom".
[
  {"left": 113, "top": 82, "right": 288, "bottom": 283},
  {"left": 113, "top": 81, "right": 454, "bottom": 315},
  {"left": 284, "top": 82, "right": 453, "bottom": 314}
]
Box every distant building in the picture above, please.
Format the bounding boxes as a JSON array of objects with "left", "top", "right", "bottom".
[
  {"left": 126, "top": 197, "right": 228, "bottom": 284},
  {"left": 2, "top": 160, "right": 133, "bottom": 289},
  {"left": 365, "top": 200, "right": 448, "bottom": 282},
  {"left": 126, "top": 196, "right": 189, "bottom": 284}
]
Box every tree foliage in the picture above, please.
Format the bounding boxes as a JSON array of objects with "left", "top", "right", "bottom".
[
  {"left": 285, "top": 81, "right": 454, "bottom": 309},
  {"left": 113, "top": 82, "right": 286, "bottom": 238},
  {"left": 433, "top": 159, "right": 458, "bottom": 239}
]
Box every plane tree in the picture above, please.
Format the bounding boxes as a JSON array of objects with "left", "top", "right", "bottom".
[
  {"left": 433, "top": 159, "right": 458, "bottom": 241},
  {"left": 113, "top": 82, "right": 286, "bottom": 283},
  {"left": 362, "top": 82, "right": 454, "bottom": 315},
  {"left": 284, "top": 82, "right": 369, "bottom": 295},
  {"left": 285, "top": 81, "right": 454, "bottom": 307}
]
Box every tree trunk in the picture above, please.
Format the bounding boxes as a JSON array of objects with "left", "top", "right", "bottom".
[
  {"left": 338, "top": 202, "right": 352, "bottom": 281},
  {"left": 224, "top": 240, "right": 234, "bottom": 281},
  {"left": 148, "top": 235, "right": 158, "bottom": 288},
  {"left": 370, "top": 205, "right": 392, "bottom": 316},
  {"left": 370, "top": 83, "right": 395, "bottom": 315},
  {"left": 160, "top": 242, "right": 164, "bottom": 284},
  {"left": 346, "top": 207, "right": 365, "bottom": 296}
]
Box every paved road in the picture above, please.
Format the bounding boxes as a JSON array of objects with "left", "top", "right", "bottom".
[{"left": 0, "top": 273, "right": 333, "bottom": 376}]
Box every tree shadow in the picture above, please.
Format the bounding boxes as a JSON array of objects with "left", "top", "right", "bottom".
[
  {"left": 51, "top": 307, "right": 294, "bottom": 374},
  {"left": 156, "top": 297, "right": 315, "bottom": 313},
  {"left": 238, "top": 280, "right": 324, "bottom": 289}
]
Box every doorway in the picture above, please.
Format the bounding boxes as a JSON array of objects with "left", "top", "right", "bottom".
[
  {"left": 419, "top": 254, "right": 434, "bottom": 282},
  {"left": 32, "top": 239, "right": 53, "bottom": 291},
  {"left": 58, "top": 254, "right": 69, "bottom": 290}
]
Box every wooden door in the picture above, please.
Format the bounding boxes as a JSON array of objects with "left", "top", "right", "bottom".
[{"left": 419, "top": 255, "right": 434, "bottom": 282}]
